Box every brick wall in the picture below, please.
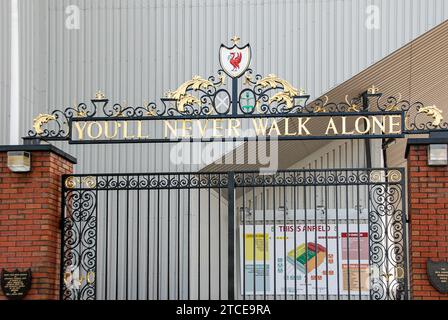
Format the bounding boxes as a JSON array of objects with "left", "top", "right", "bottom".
[
  {"left": 408, "top": 144, "right": 448, "bottom": 300},
  {"left": 0, "top": 149, "right": 74, "bottom": 300}
]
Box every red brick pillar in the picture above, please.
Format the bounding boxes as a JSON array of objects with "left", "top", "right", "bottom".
[
  {"left": 0, "top": 145, "right": 76, "bottom": 300},
  {"left": 407, "top": 141, "right": 448, "bottom": 300}
]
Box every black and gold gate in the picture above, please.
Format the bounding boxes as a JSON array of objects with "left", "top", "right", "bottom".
[
  {"left": 27, "top": 38, "right": 443, "bottom": 301},
  {"left": 60, "top": 168, "right": 407, "bottom": 300}
]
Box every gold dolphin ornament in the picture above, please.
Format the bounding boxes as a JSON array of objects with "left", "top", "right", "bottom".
[
  {"left": 418, "top": 105, "right": 444, "bottom": 127},
  {"left": 33, "top": 114, "right": 56, "bottom": 135}
]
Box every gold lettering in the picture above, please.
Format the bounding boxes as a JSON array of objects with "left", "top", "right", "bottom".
[
  {"left": 182, "top": 120, "right": 193, "bottom": 138},
  {"left": 122, "top": 121, "right": 135, "bottom": 139},
  {"left": 164, "top": 120, "right": 177, "bottom": 138},
  {"left": 86, "top": 271, "right": 95, "bottom": 284},
  {"left": 104, "top": 121, "right": 121, "bottom": 139},
  {"left": 298, "top": 118, "right": 311, "bottom": 135},
  {"left": 342, "top": 117, "right": 354, "bottom": 135},
  {"left": 74, "top": 122, "right": 88, "bottom": 140},
  {"left": 136, "top": 120, "right": 149, "bottom": 139},
  {"left": 389, "top": 115, "right": 401, "bottom": 134},
  {"left": 213, "top": 119, "right": 224, "bottom": 137},
  {"left": 284, "top": 118, "right": 297, "bottom": 136},
  {"left": 252, "top": 119, "right": 269, "bottom": 136},
  {"left": 268, "top": 120, "right": 281, "bottom": 136},
  {"left": 355, "top": 116, "right": 370, "bottom": 134},
  {"left": 227, "top": 119, "right": 241, "bottom": 137},
  {"left": 87, "top": 121, "right": 103, "bottom": 140},
  {"left": 372, "top": 116, "right": 386, "bottom": 134},
  {"left": 325, "top": 118, "right": 338, "bottom": 135},
  {"left": 196, "top": 119, "right": 209, "bottom": 137}
]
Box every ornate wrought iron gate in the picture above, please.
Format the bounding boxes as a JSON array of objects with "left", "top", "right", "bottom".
[{"left": 60, "top": 168, "right": 408, "bottom": 300}]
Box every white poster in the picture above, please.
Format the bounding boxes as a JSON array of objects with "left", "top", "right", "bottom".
[{"left": 240, "top": 223, "right": 369, "bottom": 296}]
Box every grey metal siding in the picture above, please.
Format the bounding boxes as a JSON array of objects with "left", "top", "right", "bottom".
[{"left": 1, "top": 0, "right": 11, "bottom": 140}]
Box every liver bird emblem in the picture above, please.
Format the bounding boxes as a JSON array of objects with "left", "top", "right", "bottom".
[{"left": 229, "top": 52, "right": 242, "bottom": 71}]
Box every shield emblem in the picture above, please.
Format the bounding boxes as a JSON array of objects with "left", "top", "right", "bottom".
[
  {"left": 427, "top": 260, "right": 448, "bottom": 293},
  {"left": 1, "top": 268, "right": 32, "bottom": 299},
  {"left": 219, "top": 43, "right": 251, "bottom": 79}
]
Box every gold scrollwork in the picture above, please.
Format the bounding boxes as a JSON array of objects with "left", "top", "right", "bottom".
[
  {"left": 65, "top": 176, "right": 80, "bottom": 189},
  {"left": 369, "top": 170, "right": 402, "bottom": 183},
  {"left": 346, "top": 95, "right": 360, "bottom": 112},
  {"left": 418, "top": 105, "right": 443, "bottom": 127},
  {"left": 33, "top": 114, "right": 56, "bottom": 135},
  {"left": 313, "top": 96, "right": 328, "bottom": 113},
  {"left": 243, "top": 73, "right": 252, "bottom": 86},
  {"left": 387, "top": 170, "right": 402, "bottom": 182},
  {"left": 82, "top": 176, "right": 97, "bottom": 188},
  {"left": 385, "top": 93, "right": 402, "bottom": 112},
  {"left": 166, "top": 75, "right": 214, "bottom": 112},
  {"left": 64, "top": 176, "right": 96, "bottom": 189},
  {"left": 256, "top": 74, "right": 300, "bottom": 109},
  {"left": 369, "top": 170, "right": 383, "bottom": 183}
]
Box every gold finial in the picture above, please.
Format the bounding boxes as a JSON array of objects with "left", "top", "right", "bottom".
[
  {"left": 367, "top": 85, "right": 379, "bottom": 94},
  {"left": 230, "top": 35, "right": 240, "bottom": 45},
  {"left": 298, "top": 88, "right": 306, "bottom": 96},
  {"left": 94, "top": 90, "right": 106, "bottom": 100}
]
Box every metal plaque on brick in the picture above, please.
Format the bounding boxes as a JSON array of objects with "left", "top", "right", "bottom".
[
  {"left": 1, "top": 269, "right": 32, "bottom": 299},
  {"left": 427, "top": 260, "right": 448, "bottom": 293}
]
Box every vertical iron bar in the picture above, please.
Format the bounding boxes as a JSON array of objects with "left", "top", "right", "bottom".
[
  {"left": 314, "top": 173, "right": 318, "bottom": 300},
  {"left": 208, "top": 174, "right": 211, "bottom": 300},
  {"left": 325, "top": 172, "right": 329, "bottom": 300},
  {"left": 357, "top": 183, "right": 361, "bottom": 300},
  {"left": 227, "top": 172, "right": 235, "bottom": 300},
  {"left": 126, "top": 189, "right": 129, "bottom": 300},
  {"left": 198, "top": 184, "right": 201, "bottom": 299},
  {"left": 105, "top": 188, "right": 109, "bottom": 300},
  {"left": 218, "top": 183, "right": 222, "bottom": 299},
  {"left": 242, "top": 173, "right": 246, "bottom": 300},
  {"left": 263, "top": 184, "right": 266, "bottom": 300},
  {"left": 336, "top": 183, "right": 340, "bottom": 300},
  {"left": 293, "top": 176, "right": 297, "bottom": 300},
  {"left": 401, "top": 168, "right": 409, "bottom": 300},
  {"left": 231, "top": 78, "right": 238, "bottom": 116},
  {"left": 187, "top": 186, "right": 191, "bottom": 300},
  {"left": 252, "top": 180, "right": 256, "bottom": 300},
  {"left": 59, "top": 178, "right": 66, "bottom": 300},
  {"left": 177, "top": 176, "right": 181, "bottom": 300},
  {"left": 368, "top": 176, "right": 373, "bottom": 301},
  {"left": 283, "top": 174, "right": 287, "bottom": 300},
  {"left": 167, "top": 184, "right": 171, "bottom": 300},
  {"left": 94, "top": 187, "right": 98, "bottom": 300},
  {"left": 157, "top": 177, "right": 160, "bottom": 299},
  {"left": 304, "top": 177, "right": 308, "bottom": 300},
  {"left": 137, "top": 184, "right": 140, "bottom": 300},
  {"left": 273, "top": 185, "right": 276, "bottom": 300},
  {"left": 147, "top": 185, "right": 150, "bottom": 300},
  {"left": 115, "top": 188, "right": 119, "bottom": 299},
  {"left": 384, "top": 171, "right": 390, "bottom": 300},
  {"left": 346, "top": 171, "right": 350, "bottom": 300}
]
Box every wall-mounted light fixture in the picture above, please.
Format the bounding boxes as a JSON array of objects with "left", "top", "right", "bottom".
[
  {"left": 7, "top": 151, "right": 31, "bottom": 172},
  {"left": 427, "top": 144, "right": 448, "bottom": 166}
]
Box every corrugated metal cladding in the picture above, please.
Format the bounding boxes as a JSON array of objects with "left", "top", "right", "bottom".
[
  {"left": 1, "top": 0, "right": 448, "bottom": 173},
  {"left": 1, "top": 0, "right": 11, "bottom": 139}
]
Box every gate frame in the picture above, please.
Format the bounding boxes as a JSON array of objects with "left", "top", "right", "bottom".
[{"left": 59, "top": 168, "right": 408, "bottom": 300}]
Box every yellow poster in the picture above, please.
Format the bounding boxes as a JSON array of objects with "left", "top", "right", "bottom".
[{"left": 244, "top": 233, "right": 269, "bottom": 262}]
